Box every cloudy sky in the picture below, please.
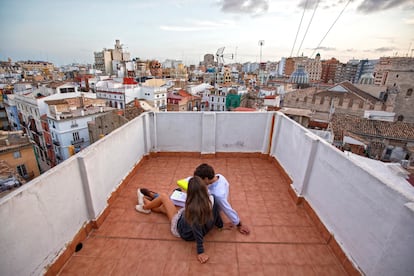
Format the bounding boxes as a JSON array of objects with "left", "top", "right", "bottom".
[{"left": 0, "top": 0, "right": 413, "bottom": 65}]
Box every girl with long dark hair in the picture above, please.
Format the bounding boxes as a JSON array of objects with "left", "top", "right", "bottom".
[{"left": 136, "top": 176, "right": 224, "bottom": 264}]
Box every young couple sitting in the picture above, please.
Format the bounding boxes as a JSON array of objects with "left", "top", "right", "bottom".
[{"left": 135, "top": 163, "right": 250, "bottom": 264}]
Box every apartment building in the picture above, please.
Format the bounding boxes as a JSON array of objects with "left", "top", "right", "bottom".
[
  {"left": 335, "top": 59, "right": 360, "bottom": 83},
  {"left": 94, "top": 40, "right": 130, "bottom": 75},
  {"left": 140, "top": 79, "right": 168, "bottom": 111},
  {"left": 0, "top": 130, "right": 40, "bottom": 184},
  {"left": 45, "top": 96, "right": 114, "bottom": 163},
  {"left": 215, "top": 66, "right": 232, "bottom": 85},
  {"left": 96, "top": 77, "right": 141, "bottom": 109},
  {"left": 304, "top": 53, "right": 322, "bottom": 82},
  {"left": 321, "top": 58, "right": 339, "bottom": 83}
]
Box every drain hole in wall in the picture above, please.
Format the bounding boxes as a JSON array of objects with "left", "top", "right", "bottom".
[{"left": 75, "top": 243, "right": 83, "bottom": 252}]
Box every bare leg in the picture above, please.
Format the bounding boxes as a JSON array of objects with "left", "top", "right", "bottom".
[
  {"left": 143, "top": 193, "right": 178, "bottom": 221},
  {"left": 144, "top": 198, "right": 167, "bottom": 214}
]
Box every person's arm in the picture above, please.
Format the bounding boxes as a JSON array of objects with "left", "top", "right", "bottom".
[
  {"left": 192, "top": 224, "right": 205, "bottom": 254},
  {"left": 191, "top": 224, "right": 209, "bottom": 263},
  {"left": 215, "top": 194, "right": 240, "bottom": 225}
]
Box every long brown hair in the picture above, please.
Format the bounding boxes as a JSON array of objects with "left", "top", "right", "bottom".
[{"left": 184, "top": 176, "right": 212, "bottom": 225}]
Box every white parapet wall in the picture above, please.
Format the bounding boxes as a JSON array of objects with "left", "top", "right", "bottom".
[
  {"left": 153, "top": 111, "right": 274, "bottom": 154},
  {"left": 2, "top": 111, "right": 413, "bottom": 275},
  {"left": 0, "top": 113, "right": 151, "bottom": 276},
  {"left": 271, "top": 112, "right": 414, "bottom": 275}
]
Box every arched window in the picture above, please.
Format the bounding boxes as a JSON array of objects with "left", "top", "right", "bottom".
[
  {"left": 407, "top": 88, "right": 413, "bottom": 96},
  {"left": 397, "top": 115, "right": 404, "bottom": 121}
]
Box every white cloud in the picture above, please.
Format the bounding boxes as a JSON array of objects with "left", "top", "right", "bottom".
[{"left": 403, "top": 17, "right": 414, "bottom": 24}]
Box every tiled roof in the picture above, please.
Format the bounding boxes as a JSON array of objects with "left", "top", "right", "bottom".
[
  {"left": 317, "top": 81, "right": 379, "bottom": 104},
  {"left": 339, "top": 81, "right": 380, "bottom": 103},
  {"left": 331, "top": 113, "right": 414, "bottom": 141}
]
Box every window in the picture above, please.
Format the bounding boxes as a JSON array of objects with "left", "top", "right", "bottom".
[
  {"left": 73, "top": 131, "right": 80, "bottom": 141},
  {"left": 13, "top": 151, "right": 21, "bottom": 158},
  {"left": 407, "top": 88, "right": 413, "bottom": 96},
  {"left": 17, "top": 164, "right": 27, "bottom": 177}
]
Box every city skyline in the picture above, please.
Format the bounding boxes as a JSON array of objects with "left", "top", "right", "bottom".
[{"left": 0, "top": 0, "right": 413, "bottom": 66}]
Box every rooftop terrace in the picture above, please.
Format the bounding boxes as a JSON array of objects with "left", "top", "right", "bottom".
[{"left": 1, "top": 111, "right": 413, "bottom": 275}]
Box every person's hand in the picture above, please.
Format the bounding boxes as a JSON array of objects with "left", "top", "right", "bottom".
[
  {"left": 238, "top": 224, "right": 250, "bottom": 235},
  {"left": 197, "top": 253, "right": 209, "bottom": 264}
]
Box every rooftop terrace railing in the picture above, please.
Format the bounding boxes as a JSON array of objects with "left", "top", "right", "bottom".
[{"left": 0, "top": 111, "right": 413, "bottom": 275}]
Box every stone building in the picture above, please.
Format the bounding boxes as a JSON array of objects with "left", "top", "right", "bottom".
[
  {"left": 381, "top": 57, "right": 414, "bottom": 123},
  {"left": 283, "top": 81, "right": 391, "bottom": 117},
  {"left": 94, "top": 40, "right": 130, "bottom": 75}
]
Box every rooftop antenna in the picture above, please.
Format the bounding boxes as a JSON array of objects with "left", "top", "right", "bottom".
[
  {"left": 215, "top": 47, "right": 234, "bottom": 68},
  {"left": 258, "top": 40, "right": 265, "bottom": 63}
]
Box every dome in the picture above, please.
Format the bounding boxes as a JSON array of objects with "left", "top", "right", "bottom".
[
  {"left": 358, "top": 73, "right": 374, "bottom": 85},
  {"left": 289, "top": 65, "right": 309, "bottom": 84}
]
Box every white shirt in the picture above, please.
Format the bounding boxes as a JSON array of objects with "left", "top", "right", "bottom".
[{"left": 207, "top": 174, "right": 240, "bottom": 225}]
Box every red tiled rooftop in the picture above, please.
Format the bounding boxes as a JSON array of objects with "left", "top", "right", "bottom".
[{"left": 56, "top": 156, "right": 349, "bottom": 275}]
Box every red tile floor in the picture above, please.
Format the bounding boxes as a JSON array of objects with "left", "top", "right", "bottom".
[{"left": 58, "top": 157, "right": 348, "bottom": 275}]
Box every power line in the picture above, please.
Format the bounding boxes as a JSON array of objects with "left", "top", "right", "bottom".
[
  {"left": 311, "top": 0, "right": 351, "bottom": 58},
  {"left": 290, "top": 0, "right": 308, "bottom": 57},
  {"left": 296, "top": 0, "right": 319, "bottom": 57}
]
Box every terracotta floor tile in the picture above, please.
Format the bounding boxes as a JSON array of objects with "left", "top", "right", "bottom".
[
  {"left": 98, "top": 238, "right": 128, "bottom": 259},
  {"left": 287, "top": 264, "right": 317, "bottom": 276},
  {"left": 238, "top": 262, "right": 265, "bottom": 276},
  {"left": 56, "top": 157, "right": 349, "bottom": 276},
  {"left": 212, "top": 263, "right": 239, "bottom": 276},
  {"left": 262, "top": 264, "right": 291, "bottom": 276},
  {"left": 293, "top": 226, "right": 325, "bottom": 243},
  {"left": 279, "top": 244, "right": 311, "bottom": 266},
  {"left": 237, "top": 243, "right": 262, "bottom": 264},
  {"left": 136, "top": 259, "right": 166, "bottom": 275},
  {"left": 74, "top": 236, "right": 106, "bottom": 257},
  {"left": 256, "top": 244, "right": 280, "bottom": 264},
  {"left": 58, "top": 256, "right": 91, "bottom": 275},
  {"left": 207, "top": 242, "right": 237, "bottom": 264},
  {"left": 252, "top": 226, "right": 278, "bottom": 243},
  {"left": 268, "top": 244, "right": 290, "bottom": 264},
  {"left": 109, "top": 256, "right": 140, "bottom": 276},
  {"left": 312, "top": 264, "right": 348, "bottom": 276},
  {"left": 272, "top": 226, "right": 298, "bottom": 243},
  {"left": 303, "top": 244, "right": 341, "bottom": 266},
  {"left": 188, "top": 261, "right": 215, "bottom": 275},
  {"left": 162, "top": 260, "right": 191, "bottom": 276},
  {"left": 87, "top": 257, "right": 117, "bottom": 275}
]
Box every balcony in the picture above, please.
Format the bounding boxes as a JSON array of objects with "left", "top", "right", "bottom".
[
  {"left": 1, "top": 112, "right": 413, "bottom": 275},
  {"left": 71, "top": 138, "right": 84, "bottom": 145}
]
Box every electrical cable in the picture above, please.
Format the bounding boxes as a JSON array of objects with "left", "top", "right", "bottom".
[
  {"left": 290, "top": 0, "right": 308, "bottom": 57},
  {"left": 296, "top": 0, "right": 319, "bottom": 57},
  {"left": 311, "top": 0, "right": 351, "bottom": 58}
]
